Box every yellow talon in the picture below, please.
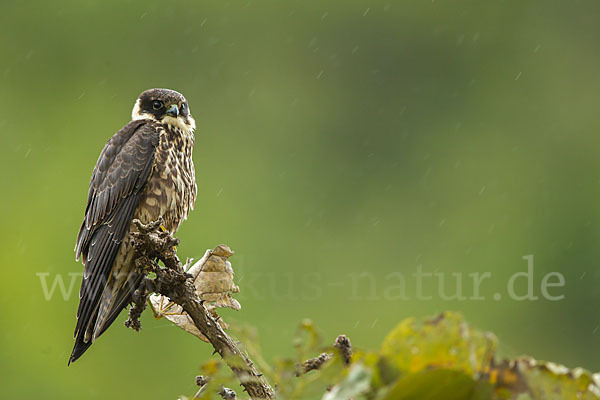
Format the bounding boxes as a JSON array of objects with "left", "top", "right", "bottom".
[
  {"left": 160, "top": 224, "right": 177, "bottom": 251},
  {"left": 148, "top": 298, "right": 163, "bottom": 320}
]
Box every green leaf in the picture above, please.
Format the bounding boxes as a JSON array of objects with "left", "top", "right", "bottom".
[
  {"left": 322, "top": 364, "right": 372, "bottom": 400},
  {"left": 380, "top": 312, "right": 496, "bottom": 377},
  {"left": 382, "top": 369, "right": 492, "bottom": 400},
  {"left": 294, "top": 319, "right": 323, "bottom": 362},
  {"left": 353, "top": 350, "right": 390, "bottom": 388}
]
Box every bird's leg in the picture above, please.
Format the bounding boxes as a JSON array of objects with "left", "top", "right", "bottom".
[
  {"left": 147, "top": 296, "right": 181, "bottom": 319},
  {"left": 150, "top": 297, "right": 181, "bottom": 318},
  {"left": 159, "top": 222, "right": 178, "bottom": 252},
  {"left": 148, "top": 298, "right": 163, "bottom": 319}
]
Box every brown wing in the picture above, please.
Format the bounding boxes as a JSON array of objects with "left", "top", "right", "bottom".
[{"left": 70, "top": 120, "right": 159, "bottom": 364}]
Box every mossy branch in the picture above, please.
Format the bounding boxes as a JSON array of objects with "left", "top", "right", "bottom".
[{"left": 125, "top": 217, "right": 275, "bottom": 399}]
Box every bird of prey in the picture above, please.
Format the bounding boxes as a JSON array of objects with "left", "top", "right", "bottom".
[{"left": 69, "top": 88, "right": 197, "bottom": 364}]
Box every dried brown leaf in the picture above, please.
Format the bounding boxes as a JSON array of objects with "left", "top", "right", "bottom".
[{"left": 149, "top": 245, "right": 240, "bottom": 341}]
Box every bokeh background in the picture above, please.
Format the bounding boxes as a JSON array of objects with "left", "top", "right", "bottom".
[{"left": 1, "top": 0, "right": 599, "bottom": 398}]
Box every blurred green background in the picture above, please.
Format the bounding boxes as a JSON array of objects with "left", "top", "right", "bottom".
[{"left": 1, "top": 0, "right": 599, "bottom": 398}]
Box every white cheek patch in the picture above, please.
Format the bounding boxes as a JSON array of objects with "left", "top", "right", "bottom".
[
  {"left": 187, "top": 114, "right": 196, "bottom": 131},
  {"left": 131, "top": 98, "right": 159, "bottom": 122},
  {"left": 162, "top": 115, "right": 196, "bottom": 135},
  {"left": 131, "top": 99, "right": 145, "bottom": 120}
]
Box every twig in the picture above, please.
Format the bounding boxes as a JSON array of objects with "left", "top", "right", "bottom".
[
  {"left": 193, "top": 376, "right": 237, "bottom": 399},
  {"left": 128, "top": 218, "right": 275, "bottom": 399},
  {"left": 334, "top": 335, "right": 352, "bottom": 366},
  {"left": 195, "top": 376, "right": 209, "bottom": 387},
  {"left": 296, "top": 353, "right": 332, "bottom": 376},
  {"left": 218, "top": 387, "right": 237, "bottom": 399},
  {"left": 296, "top": 334, "right": 353, "bottom": 376}
]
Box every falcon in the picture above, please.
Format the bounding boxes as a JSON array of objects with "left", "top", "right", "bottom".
[{"left": 69, "top": 88, "right": 197, "bottom": 364}]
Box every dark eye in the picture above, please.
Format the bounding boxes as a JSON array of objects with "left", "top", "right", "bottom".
[
  {"left": 152, "top": 100, "right": 163, "bottom": 110},
  {"left": 181, "top": 102, "right": 187, "bottom": 111}
]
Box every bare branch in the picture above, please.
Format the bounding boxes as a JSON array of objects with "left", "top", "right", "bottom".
[
  {"left": 124, "top": 276, "right": 153, "bottom": 331},
  {"left": 296, "top": 353, "right": 332, "bottom": 376},
  {"left": 129, "top": 219, "right": 275, "bottom": 399}
]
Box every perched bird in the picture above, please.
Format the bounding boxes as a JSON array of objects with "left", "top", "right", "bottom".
[{"left": 69, "top": 89, "right": 197, "bottom": 364}]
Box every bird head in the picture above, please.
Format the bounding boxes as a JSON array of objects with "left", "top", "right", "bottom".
[{"left": 132, "top": 88, "right": 196, "bottom": 133}]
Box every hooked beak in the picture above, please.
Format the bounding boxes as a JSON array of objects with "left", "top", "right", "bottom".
[{"left": 166, "top": 104, "right": 179, "bottom": 117}]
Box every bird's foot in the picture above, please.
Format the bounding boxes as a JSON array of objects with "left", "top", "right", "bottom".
[{"left": 159, "top": 225, "right": 178, "bottom": 251}]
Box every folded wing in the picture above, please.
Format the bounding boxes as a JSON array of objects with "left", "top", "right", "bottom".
[{"left": 70, "top": 120, "right": 158, "bottom": 364}]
